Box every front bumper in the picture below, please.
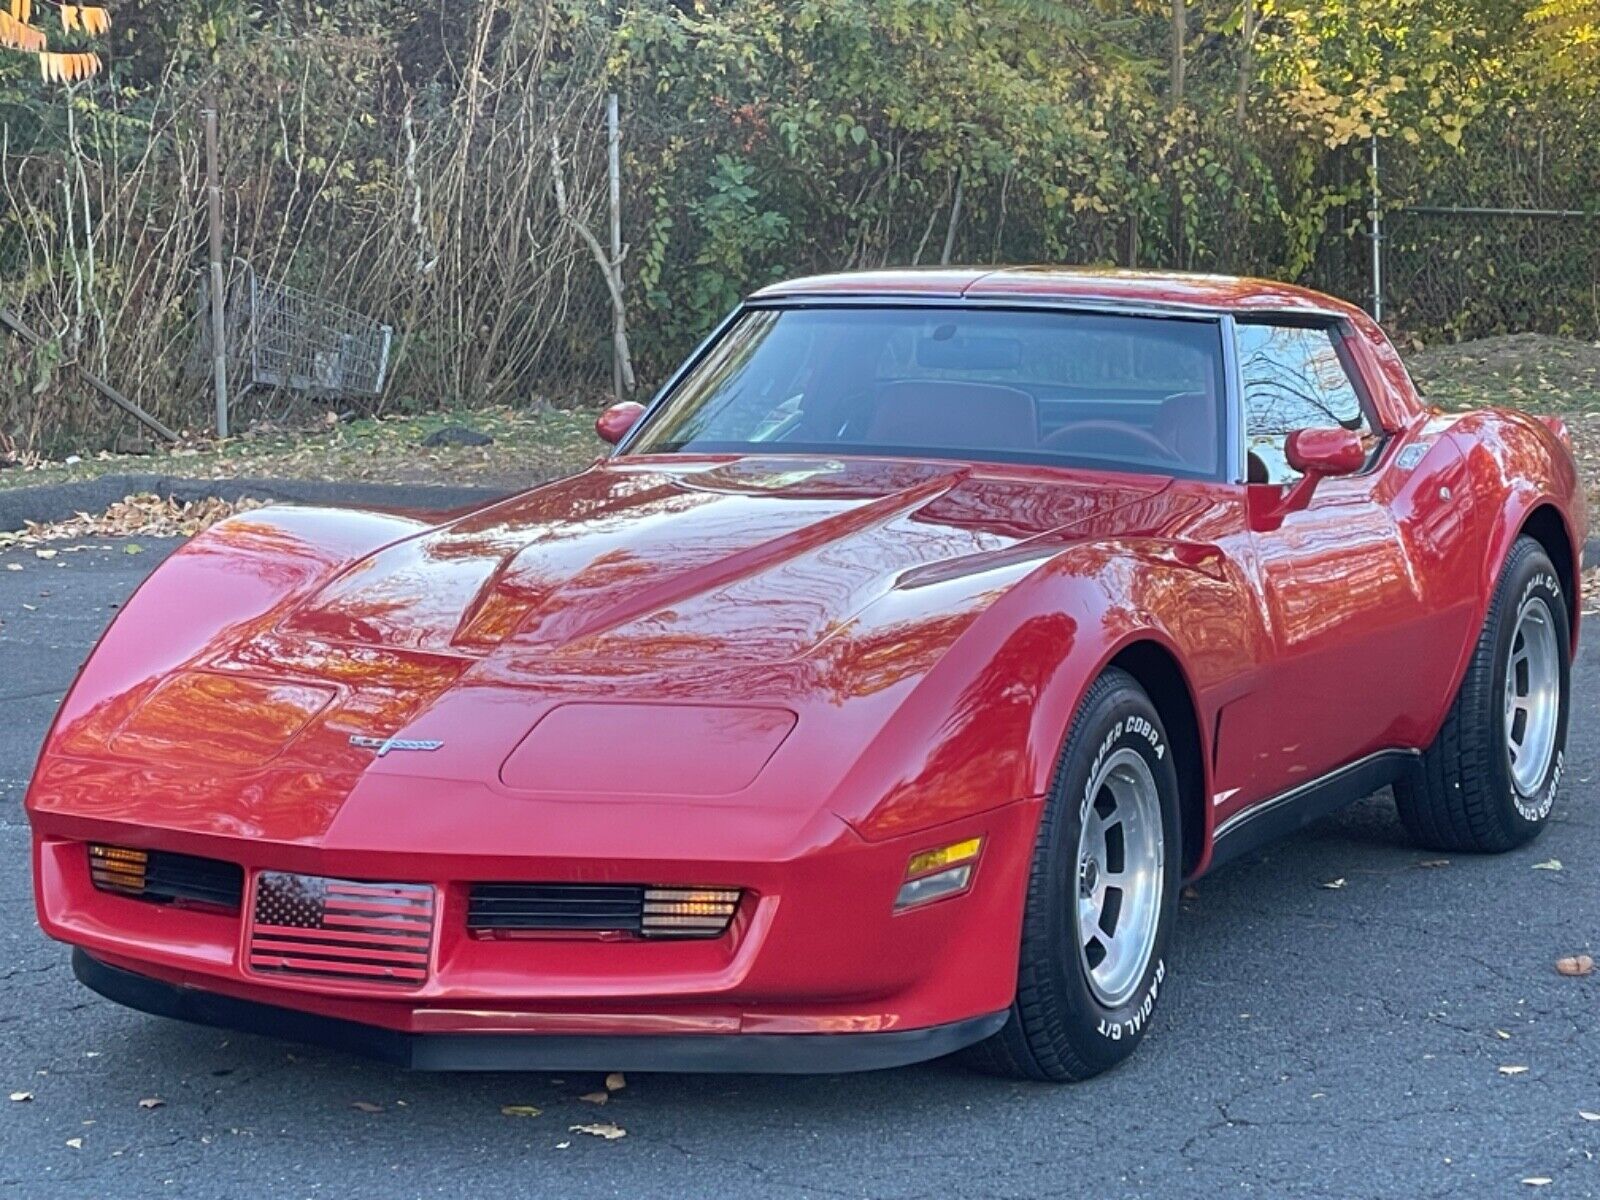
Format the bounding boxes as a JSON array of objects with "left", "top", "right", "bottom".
[
  {"left": 74, "top": 949, "right": 1007, "bottom": 1072},
  {"left": 33, "top": 795, "right": 1038, "bottom": 1068}
]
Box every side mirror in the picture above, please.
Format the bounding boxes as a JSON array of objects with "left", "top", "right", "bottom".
[
  {"left": 1285, "top": 426, "right": 1366, "bottom": 478},
  {"left": 1248, "top": 427, "right": 1367, "bottom": 532},
  {"left": 595, "top": 401, "right": 646, "bottom": 446}
]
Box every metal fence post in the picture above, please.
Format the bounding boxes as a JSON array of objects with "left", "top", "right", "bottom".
[{"left": 1368, "top": 134, "right": 1383, "bottom": 324}]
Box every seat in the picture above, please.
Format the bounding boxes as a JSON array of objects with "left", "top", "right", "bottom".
[
  {"left": 1151, "top": 391, "right": 1219, "bottom": 473},
  {"left": 863, "top": 381, "right": 1038, "bottom": 452}
]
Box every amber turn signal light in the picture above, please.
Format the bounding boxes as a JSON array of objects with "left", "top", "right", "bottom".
[
  {"left": 895, "top": 837, "right": 982, "bottom": 910},
  {"left": 88, "top": 844, "right": 149, "bottom": 895}
]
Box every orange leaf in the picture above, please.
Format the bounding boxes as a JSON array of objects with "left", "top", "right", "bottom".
[
  {"left": 0, "top": 10, "right": 47, "bottom": 52},
  {"left": 81, "top": 5, "right": 108, "bottom": 34},
  {"left": 60, "top": 4, "right": 76, "bottom": 31}
]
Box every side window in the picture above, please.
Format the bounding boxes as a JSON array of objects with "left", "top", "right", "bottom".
[{"left": 1237, "top": 323, "right": 1372, "bottom": 484}]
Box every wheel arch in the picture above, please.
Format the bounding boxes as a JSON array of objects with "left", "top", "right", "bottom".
[
  {"left": 1104, "top": 639, "right": 1208, "bottom": 879},
  {"left": 1518, "top": 502, "right": 1579, "bottom": 648}
]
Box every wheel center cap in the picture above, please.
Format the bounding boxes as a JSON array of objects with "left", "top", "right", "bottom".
[{"left": 1078, "top": 855, "right": 1099, "bottom": 897}]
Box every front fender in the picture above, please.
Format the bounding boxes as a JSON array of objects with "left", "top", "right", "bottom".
[
  {"left": 27, "top": 505, "right": 427, "bottom": 785},
  {"left": 1450, "top": 409, "right": 1586, "bottom": 650},
  {"left": 831, "top": 538, "right": 1256, "bottom": 844}
]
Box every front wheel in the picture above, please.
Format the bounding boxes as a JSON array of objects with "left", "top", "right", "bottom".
[
  {"left": 967, "top": 668, "right": 1180, "bottom": 1081},
  {"left": 1394, "top": 535, "right": 1571, "bottom": 852}
]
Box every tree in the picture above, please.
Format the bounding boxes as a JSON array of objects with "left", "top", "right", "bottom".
[{"left": 1525, "top": 0, "right": 1600, "bottom": 85}]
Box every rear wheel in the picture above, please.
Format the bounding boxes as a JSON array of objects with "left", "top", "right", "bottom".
[
  {"left": 1394, "top": 536, "right": 1570, "bottom": 852},
  {"left": 968, "top": 668, "right": 1180, "bottom": 1081}
]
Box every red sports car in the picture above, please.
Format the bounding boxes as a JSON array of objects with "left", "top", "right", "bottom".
[{"left": 29, "top": 269, "right": 1584, "bottom": 1080}]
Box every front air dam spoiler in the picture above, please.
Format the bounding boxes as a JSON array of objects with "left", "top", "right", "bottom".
[{"left": 73, "top": 949, "right": 1008, "bottom": 1074}]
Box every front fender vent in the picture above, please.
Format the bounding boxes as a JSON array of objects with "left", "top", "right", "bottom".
[{"left": 467, "top": 884, "right": 741, "bottom": 939}]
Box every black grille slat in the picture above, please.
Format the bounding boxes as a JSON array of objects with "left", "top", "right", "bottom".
[
  {"left": 468, "top": 884, "right": 645, "bottom": 933},
  {"left": 471, "top": 886, "right": 641, "bottom": 902},
  {"left": 470, "top": 913, "right": 645, "bottom": 930}
]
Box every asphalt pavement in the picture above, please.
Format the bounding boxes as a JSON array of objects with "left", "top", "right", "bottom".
[{"left": 1, "top": 536, "right": 1597, "bottom": 1199}]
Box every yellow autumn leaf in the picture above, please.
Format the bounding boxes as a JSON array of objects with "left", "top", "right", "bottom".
[
  {"left": 60, "top": 4, "right": 77, "bottom": 31},
  {"left": 10, "top": 0, "right": 30, "bottom": 27},
  {"left": 81, "top": 5, "right": 109, "bottom": 34},
  {"left": 38, "top": 50, "right": 100, "bottom": 83}
]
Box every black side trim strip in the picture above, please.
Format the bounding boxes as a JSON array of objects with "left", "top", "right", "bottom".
[
  {"left": 71, "top": 950, "right": 1007, "bottom": 1074},
  {"left": 1207, "top": 748, "right": 1421, "bottom": 873}
]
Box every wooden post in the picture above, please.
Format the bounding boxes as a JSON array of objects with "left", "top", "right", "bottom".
[{"left": 203, "top": 105, "right": 229, "bottom": 438}]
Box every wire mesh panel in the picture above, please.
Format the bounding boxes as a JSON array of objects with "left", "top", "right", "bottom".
[
  {"left": 193, "top": 263, "right": 393, "bottom": 398},
  {"left": 1384, "top": 208, "right": 1600, "bottom": 343}
]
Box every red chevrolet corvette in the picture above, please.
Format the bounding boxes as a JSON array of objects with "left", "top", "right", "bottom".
[{"left": 29, "top": 269, "right": 1585, "bottom": 1080}]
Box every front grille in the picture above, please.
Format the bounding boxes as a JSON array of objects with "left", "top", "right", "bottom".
[
  {"left": 248, "top": 872, "right": 435, "bottom": 986},
  {"left": 468, "top": 884, "right": 742, "bottom": 939},
  {"left": 88, "top": 845, "right": 244, "bottom": 911}
]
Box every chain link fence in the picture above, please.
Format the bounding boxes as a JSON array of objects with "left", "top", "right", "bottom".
[{"left": 1383, "top": 207, "right": 1600, "bottom": 344}]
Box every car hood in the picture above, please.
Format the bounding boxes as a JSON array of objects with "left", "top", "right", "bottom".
[
  {"left": 34, "top": 455, "right": 1175, "bottom": 847},
  {"left": 273, "top": 456, "right": 1167, "bottom": 664}
]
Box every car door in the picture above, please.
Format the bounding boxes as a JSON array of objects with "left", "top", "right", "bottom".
[{"left": 1212, "top": 316, "right": 1475, "bottom": 816}]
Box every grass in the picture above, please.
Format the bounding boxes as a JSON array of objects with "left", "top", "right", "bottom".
[
  {"left": 1404, "top": 333, "right": 1600, "bottom": 414},
  {"left": 0, "top": 405, "right": 605, "bottom": 493}
]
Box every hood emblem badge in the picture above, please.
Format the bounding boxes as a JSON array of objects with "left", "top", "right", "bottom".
[{"left": 349, "top": 735, "right": 445, "bottom": 758}]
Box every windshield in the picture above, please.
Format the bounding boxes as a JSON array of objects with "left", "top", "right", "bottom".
[{"left": 625, "top": 306, "right": 1228, "bottom": 478}]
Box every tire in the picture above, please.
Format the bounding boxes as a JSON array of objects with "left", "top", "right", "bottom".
[
  {"left": 967, "top": 667, "right": 1181, "bottom": 1081},
  {"left": 1394, "top": 535, "right": 1571, "bottom": 853}
]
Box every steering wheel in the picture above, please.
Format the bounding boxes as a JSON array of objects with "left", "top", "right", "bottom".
[{"left": 1041, "top": 421, "right": 1183, "bottom": 463}]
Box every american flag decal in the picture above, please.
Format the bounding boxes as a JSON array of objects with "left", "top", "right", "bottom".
[{"left": 248, "top": 872, "right": 435, "bottom": 986}]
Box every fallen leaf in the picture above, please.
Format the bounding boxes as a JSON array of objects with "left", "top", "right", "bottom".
[
  {"left": 500, "top": 1105, "right": 542, "bottom": 1118},
  {"left": 65, "top": 1138, "right": 82, "bottom": 1149},
  {"left": 605, "top": 1072, "right": 626, "bottom": 1093},
  {"left": 8, "top": 1091, "right": 32, "bottom": 1102},
  {"left": 1556, "top": 954, "right": 1594, "bottom": 977},
  {"left": 555, "top": 1140, "right": 571, "bottom": 1150},
  {"left": 33, "top": 549, "right": 55, "bottom": 559},
  {"left": 569, "top": 1122, "right": 626, "bottom": 1140},
  {"left": 1417, "top": 859, "right": 1450, "bottom": 869},
  {"left": 4, "top": 563, "right": 19, "bottom": 571},
  {"left": 1522, "top": 1179, "right": 1553, "bottom": 1187},
  {"left": 1499, "top": 1065, "right": 1530, "bottom": 1076},
  {"left": 138, "top": 1097, "right": 164, "bottom": 1110},
  {"left": 1580, "top": 1111, "right": 1600, "bottom": 1122},
  {"left": 1496, "top": 1030, "right": 1512, "bottom": 1040},
  {"left": 1181, "top": 885, "right": 1200, "bottom": 901},
  {"left": 1533, "top": 859, "right": 1563, "bottom": 871},
  {"left": 579, "top": 1091, "right": 609, "bottom": 1105},
  {"left": 1320, "top": 878, "right": 1347, "bottom": 890},
  {"left": 123, "top": 543, "right": 144, "bottom": 555},
  {"left": 350, "top": 1101, "right": 383, "bottom": 1114}
]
